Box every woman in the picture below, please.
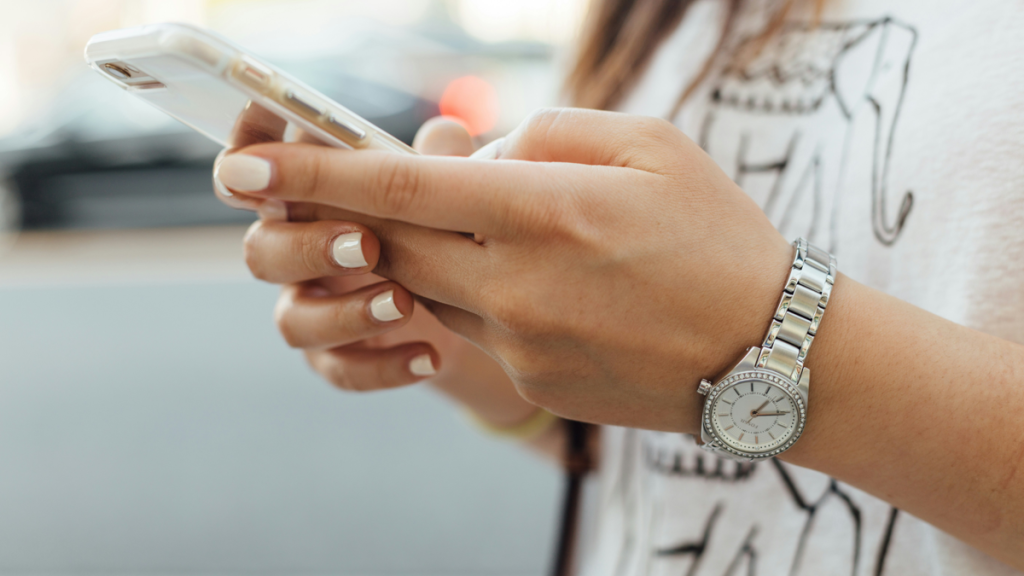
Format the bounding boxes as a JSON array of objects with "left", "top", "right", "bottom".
[{"left": 213, "top": 0, "right": 1024, "bottom": 573}]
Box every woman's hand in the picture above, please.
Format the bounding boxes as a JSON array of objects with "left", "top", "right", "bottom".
[
  {"left": 216, "top": 108, "right": 794, "bottom": 432},
  {"left": 217, "top": 118, "right": 543, "bottom": 428},
  {"left": 216, "top": 108, "right": 1024, "bottom": 567}
]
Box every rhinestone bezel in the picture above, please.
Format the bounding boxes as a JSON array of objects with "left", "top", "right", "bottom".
[{"left": 701, "top": 370, "right": 807, "bottom": 460}]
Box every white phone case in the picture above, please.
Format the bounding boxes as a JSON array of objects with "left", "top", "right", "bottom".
[{"left": 85, "top": 23, "right": 417, "bottom": 154}]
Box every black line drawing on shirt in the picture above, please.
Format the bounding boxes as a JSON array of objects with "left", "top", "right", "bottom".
[
  {"left": 772, "top": 459, "right": 862, "bottom": 576},
  {"left": 874, "top": 508, "right": 900, "bottom": 576},
  {"left": 639, "top": 434, "right": 901, "bottom": 576},
  {"left": 723, "top": 525, "right": 760, "bottom": 576},
  {"left": 655, "top": 503, "right": 724, "bottom": 576},
  {"left": 697, "top": 17, "right": 917, "bottom": 249},
  {"left": 646, "top": 442, "right": 758, "bottom": 482}
]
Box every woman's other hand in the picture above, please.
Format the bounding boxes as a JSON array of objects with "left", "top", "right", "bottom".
[{"left": 216, "top": 118, "right": 541, "bottom": 429}]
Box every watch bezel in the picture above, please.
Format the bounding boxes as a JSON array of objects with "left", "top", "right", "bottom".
[{"left": 702, "top": 369, "right": 807, "bottom": 459}]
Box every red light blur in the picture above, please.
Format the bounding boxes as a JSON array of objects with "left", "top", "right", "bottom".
[{"left": 439, "top": 75, "right": 499, "bottom": 136}]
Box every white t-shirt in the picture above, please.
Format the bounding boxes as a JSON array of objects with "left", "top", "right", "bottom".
[{"left": 579, "top": 1, "right": 1024, "bottom": 574}]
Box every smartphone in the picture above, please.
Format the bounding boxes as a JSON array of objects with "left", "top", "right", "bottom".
[{"left": 85, "top": 23, "right": 417, "bottom": 155}]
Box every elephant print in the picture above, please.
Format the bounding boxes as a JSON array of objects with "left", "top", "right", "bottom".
[{"left": 698, "top": 17, "right": 917, "bottom": 249}]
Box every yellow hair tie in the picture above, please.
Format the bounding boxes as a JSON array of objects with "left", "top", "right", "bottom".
[{"left": 466, "top": 407, "right": 560, "bottom": 441}]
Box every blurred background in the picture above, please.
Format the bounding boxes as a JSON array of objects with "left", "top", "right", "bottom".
[{"left": 0, "top": 0, "right": 586, "bottom": 573}]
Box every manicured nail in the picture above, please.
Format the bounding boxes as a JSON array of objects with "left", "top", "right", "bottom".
[
  {"left": 370, "top": 290, "right": 403, "bottom": 322},
  {"left": 216, "top": 154, "right": 272, "bottom": 192},
  {"left": 213, "top": 173, "right": 234, "bottom": 197},
  {"left": 409, "top": 354, "right": 436, "bottom": 377},
  {"left": 332, "top": 232, "right": 368, "bottom": 268},
  {"left": 258, "top": 199, "right": 288, "bottom": 222},
  {"left": 214, "top": 174, "right": 261, "bottom": 211}
]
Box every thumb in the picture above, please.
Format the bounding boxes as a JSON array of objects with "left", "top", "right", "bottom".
[{"left": 412, "top": 116, "right": 475, "bottom": 157}]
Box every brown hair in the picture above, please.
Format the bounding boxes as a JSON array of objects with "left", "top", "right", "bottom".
[{"left": 565, "top": 0, "right": 825, "bottom": 116}]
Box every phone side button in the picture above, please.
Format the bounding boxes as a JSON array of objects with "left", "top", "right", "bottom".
[
  {"left": 326, "top": 115, "right": 368, "bottom": 143},
  {"left": 284, "top": 90, "right": 326, "bottom": 118},
  {"left": 232, "top": 56, "right": 273, "bottom": 90},
  {"left": 242, "top": 65, "right": 269, "bottom": 85}
]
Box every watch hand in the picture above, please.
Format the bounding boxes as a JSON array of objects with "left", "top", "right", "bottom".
[
  {"left": 752, "top": 411, "right": 790, "bottom": 417},
  {"left": 752, "top": 400, "right": 770, "bottom": 415}
]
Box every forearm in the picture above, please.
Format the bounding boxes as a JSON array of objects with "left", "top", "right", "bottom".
[{"left": 782, "top": 274, "right": 1024, "bottom": 568}]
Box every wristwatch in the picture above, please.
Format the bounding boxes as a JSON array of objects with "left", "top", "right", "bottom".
[{"left": 696, "top": 238, "right": 835, "bottom": 461}]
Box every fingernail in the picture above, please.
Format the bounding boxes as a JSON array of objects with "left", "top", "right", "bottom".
[
  {"left": 332, "top": 232, "right": 368, "bottom": 268},
  {"left": 409, "top": 354, "right": 436, "bottom": 377},
  {"left": 216, "top": 154, "right": 272, "bottom": 192},
  {"left": 214, "top": 174, "right": 260, "bottom": 211},
  {"left": 213, "top": 173, "right": 234, "bottom": 197},
  {"left": 259, "top": 199, "right": 288, "bottom": 222},
  {"left": 370, "top": 290, "right": 403, "bottom": 322}
]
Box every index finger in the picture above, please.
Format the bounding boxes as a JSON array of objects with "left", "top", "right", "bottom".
[{"left": 216, "top": 142, "right": 603, "bottom": 237}]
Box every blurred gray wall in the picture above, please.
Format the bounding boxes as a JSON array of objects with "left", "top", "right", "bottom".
[{"left": 0, "top": 280, "right": 559, "bottom": 574}]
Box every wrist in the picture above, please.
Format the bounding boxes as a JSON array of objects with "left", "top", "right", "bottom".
[{"left": 775, "top": 271, "right": 860, "bottom": 465}]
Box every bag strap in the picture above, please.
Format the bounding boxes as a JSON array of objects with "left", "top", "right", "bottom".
[{"left": 550, "top": 420, "right": 593, "bottom": 576}]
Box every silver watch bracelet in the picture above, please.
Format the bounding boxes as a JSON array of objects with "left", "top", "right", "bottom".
[{"left": 757, "top": 238, "right": 837, "bottom": 382}]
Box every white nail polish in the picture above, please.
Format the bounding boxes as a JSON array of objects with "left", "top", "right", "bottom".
[
  {"left": 332, "top": 232, "right": 368, "bottom": 268},
  {"left": 259, "top": 200, "right": 288, "bottom": 222},
  {"left": 409, "top": 354, "right": 436, "bottom": 377},
  {"left": 370, "top": 290, "right": 403, "bottom": 322},
  {"left": 213, "top": 174, "right": 234, "bottom": 197},
  {"left": 216, "top": 154, "right": 272, "bottom": 192}
]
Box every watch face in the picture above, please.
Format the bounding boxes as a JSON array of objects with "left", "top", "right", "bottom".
[{"left": 705, "top": 371, "right": 806, "bottom": 457}]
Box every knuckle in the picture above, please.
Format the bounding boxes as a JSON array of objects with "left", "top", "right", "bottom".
[
  {"left": 516, "top": 195, "right": 600, "bottom": 250},
  {"left": 326, "top": 294, "right": 363, "bottom": 335},
  {"left": 341, "top": 364, "right": 378, "bottom": 393},
  {"left": 641, "top": 116, "right": 676, "bottom": 136},
  {"left": 297, "top": 225, "right": 328, "bottom": 275},
  {"left": 636, "top": 117, "right": 684, "bottom": 149},
  {"left": 296, "top": 150, "right": 327, "bottom": 201},
  {"left": 307, "top": 352, "right": 363, "bottom": 393},
  {"left": 523, "top": 107, "right": 564, "bottom": 136},
  {"left": 242, "top": 222, "right": 270, "bottom": 281},
  {"left": 373, "top": 357, "right": 394, "bottom": 390},
  {"left": 273, "top": 299, "right": 303, "bottom": 349},
  {"left": 528, "top": 196, "right": 573, "bottom": 236},
  {"left": 515, "top": 108, "right": 565, "bottom": 152},
  {"left": 374, "top": 155, "right": 421, "bottom": 217}
]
